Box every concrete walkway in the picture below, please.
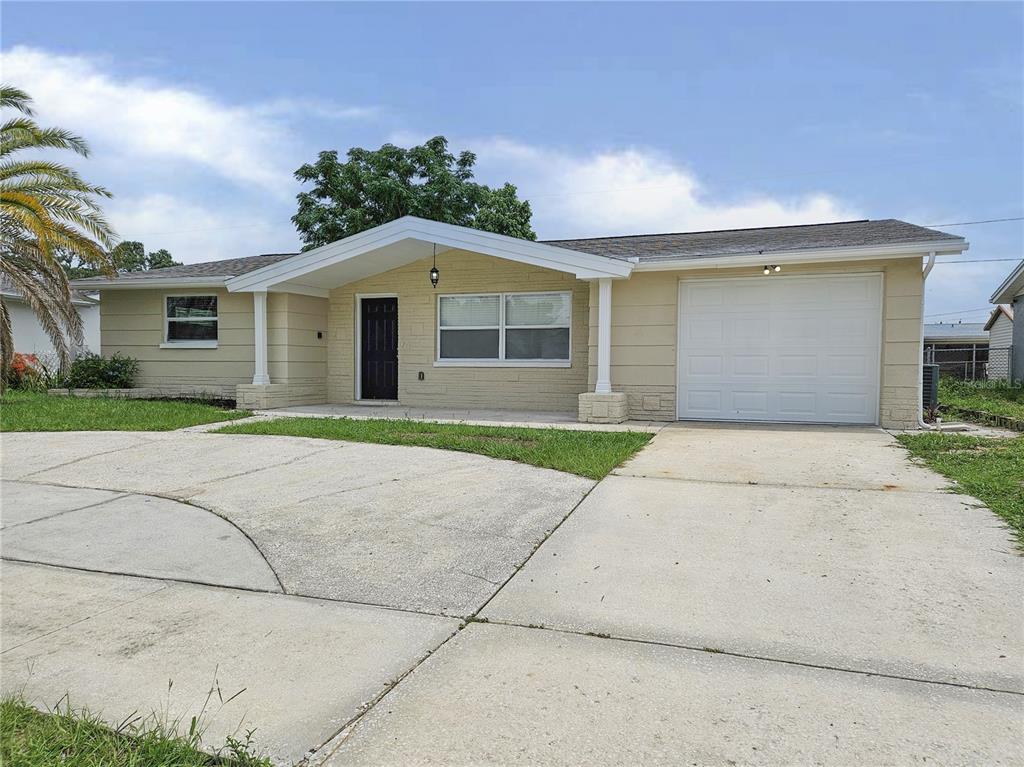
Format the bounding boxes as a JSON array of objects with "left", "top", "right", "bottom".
[
  {"left": 257, "top": 402, "right": 665, "bottom": 432},
  {"left": 2, "top": 425, "right": 1021, "bottom": 764}
]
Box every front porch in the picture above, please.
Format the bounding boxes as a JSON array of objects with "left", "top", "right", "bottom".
[
  {"left": 228, "top": 217, "right": 634, "bottom": 424},
  {"left": 249, "top": 402, "right": 663, "bottom": 433}
]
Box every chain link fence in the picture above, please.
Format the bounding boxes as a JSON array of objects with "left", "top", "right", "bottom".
[{"left": 923, "top": 346, "right": 1012, "bottom": 381}]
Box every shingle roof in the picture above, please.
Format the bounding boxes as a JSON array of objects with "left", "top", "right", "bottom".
[
  {"left": 1, "top": 275, "right": 97, "bottom": 305},
  {"left": 70, "top": 218, "right": 963, "bottom": 286},
  {"left": 923, "top": 322, "right": 988, "bottom": 341},
  {"left": 542, "top": 219, "right": 963, "bottom": 262},
  {"left": 87, "top": 252, "right": 299, "bottom": 281}
]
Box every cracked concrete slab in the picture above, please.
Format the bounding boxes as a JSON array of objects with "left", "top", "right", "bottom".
[
  {"left": 0, "top": 562, "right": 459, "bottom": 766},
  {"left": 4, "top": 432, "right": 592, "bottom": 615},
  {"left": 328, "top": 623, "right": 1024, "bottom": 766},
  {"left": 484, "top": 474, "right": 1024, "bottom": 692},
  {"left": 193, "top": 443, "right": 593, "bottom": 615},
  {"left": 0, "top": 480, "right": 125, "bottom": 528},
  {"left": 616, "top": 422, "right": 948, "bottom": 491},
  {"left": 1, "top": 561, "right": 167, "bottom": 651},
  {"left": 23, "top": 432, "right": 342, "bottom": 497},
  {"left": 2, "top": 490, "right": 280, "bottom": 592},
  {"left": 0, "top": 431, "right": 162, "bottom": 481}
]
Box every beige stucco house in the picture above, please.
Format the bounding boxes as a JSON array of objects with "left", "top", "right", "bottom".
[{"left": 74, "top": 216, "right": 968, "bottom": 428}]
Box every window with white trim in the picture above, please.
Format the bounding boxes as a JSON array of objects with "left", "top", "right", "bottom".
[
  {"left": 438, "top": 292, "right": 571, "bottom": 362},
  {"left": 165, "top": 295, "right": 218, "bottom": 343}
]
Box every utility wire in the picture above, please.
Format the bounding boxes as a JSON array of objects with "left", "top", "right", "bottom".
[{"left": 924, "top": 216, "right": 1023, "bottom": 227}]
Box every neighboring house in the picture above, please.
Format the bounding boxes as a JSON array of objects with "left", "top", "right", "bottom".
[
  {"left": 1, "top": 277, "right": 100, "bottom": 359},
  {"left": 72, "top": 217, "right": 967, "bottom": 428},
  {"left": 922, "top": 321, "right": 990, "bottom": 380},
  {"left": 984, "top": 305, "right": 1014, "bottom": 381},
  {"left": 990, "top": 260, "right": 1024, "bottom": 383}
]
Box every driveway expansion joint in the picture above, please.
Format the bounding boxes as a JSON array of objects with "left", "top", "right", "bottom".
[
  {"left": 611, "top": 470, "right": 951, "bottom": 495},
  {"left": 474, "top": 618, "right": 1024, "bottom": 697},
  {"left": 7, "top": 479, "right": 287, "bottom": 594},
  {"left": 0, "top": 489, "right": 131, "bottom": 530}
]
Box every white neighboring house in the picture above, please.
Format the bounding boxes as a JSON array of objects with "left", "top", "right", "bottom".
[
  {"left": 1, "top": 278, "right": 101, "bottom": 359},
  {"left": 990, "top": 260, "right": 1024, "bottom": 384},
  {"left": 984, "top": 305, "right": 1014, "bottom": 381}
]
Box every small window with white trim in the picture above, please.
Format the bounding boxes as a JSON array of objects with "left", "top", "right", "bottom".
[
  {"left": 438, "top": 292, "right": 571, "bottom": 363},
  {"left": 164, "top": 295, "right": 218, "bottom": 345}
]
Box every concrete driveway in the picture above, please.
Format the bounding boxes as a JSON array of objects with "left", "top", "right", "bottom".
[{"left": 2, "top": 424, "right": 1022, "bottom": 764}]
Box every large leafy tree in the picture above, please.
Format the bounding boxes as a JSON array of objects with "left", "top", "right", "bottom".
[
  {"left": 0, "top": 84, "right": 117, "bottom": 377},
  {"left": 292, "top": 136, "right": 535, "bottom": 249},
  {"left": 61, "top": 240, "right": 181, "bottom": 279}
]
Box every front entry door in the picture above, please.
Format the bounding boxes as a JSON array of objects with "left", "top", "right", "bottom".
[{"left": 360, "top": 297, "right": 398, "bottom": 400}]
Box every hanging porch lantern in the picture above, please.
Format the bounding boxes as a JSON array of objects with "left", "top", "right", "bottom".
[{"left": 429, "top": 243, "right": 440, "bottom": 288}]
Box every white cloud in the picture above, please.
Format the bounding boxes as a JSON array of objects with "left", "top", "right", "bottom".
[
  {"left": 0, "top": 46, "right": 372, "bottom": 193},
  {"left": 107, "top": 194, "right": 299, "bottom": 263},
  {"left": 473, "top": 138, "right": 860, "bottom": 238}
]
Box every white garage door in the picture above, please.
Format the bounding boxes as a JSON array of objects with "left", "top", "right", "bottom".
[{"left": 677, "top": 273, "right": 882, "bottom": 424}]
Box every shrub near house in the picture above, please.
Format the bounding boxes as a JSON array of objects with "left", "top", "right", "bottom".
[{"left": 62, "top": 353, "right": 139, "bottom": 389}]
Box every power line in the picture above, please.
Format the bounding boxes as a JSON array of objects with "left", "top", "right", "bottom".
[
  {"left": 924, "top": 216, "right": 1024, "bottom": 227},
  {"left": 924, "top": 306, "right": 994, "bottom": 317}
]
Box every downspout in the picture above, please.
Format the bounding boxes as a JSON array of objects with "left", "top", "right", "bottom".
[{"left": 918, "top": 252, "right": 937, "bottom": 430}]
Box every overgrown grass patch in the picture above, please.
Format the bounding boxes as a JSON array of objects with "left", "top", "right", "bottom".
[
  {"left": 0, "top": 697, "right": 270, "bottom": 767},
  {"left": 215, "top": 416, "right": 652, "bottom": 479},
  {"left": 0, "top": 391, "right": 251, "bottom": 432},
  {"left": 939, "top": 378, "right": 1024, "bottom": 422},
  {"left": 897, "top": 432, "right": 1023, "bottom": 545}
]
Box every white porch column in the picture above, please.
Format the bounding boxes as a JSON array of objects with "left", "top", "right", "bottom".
[
  {"left": 595, "top": 277, "right": 613, "bottom": 394},
  {"left": 252, "top": 291, "right": 270, "bottom": 385}
]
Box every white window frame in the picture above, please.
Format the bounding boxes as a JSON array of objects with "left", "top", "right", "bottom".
[
  {"left": 435, "top": 290, "right": 572, "bottom": 368},
  {"left": 160, "top": 293, "right": 219, "bottom": 349}
]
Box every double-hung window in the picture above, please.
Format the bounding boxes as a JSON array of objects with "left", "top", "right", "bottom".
[
  {"left": 163, "top": 295, "right": 218, "bottom": 347},
  {"left": 437, "top": 292, "right": 571, "bottom": 365}
]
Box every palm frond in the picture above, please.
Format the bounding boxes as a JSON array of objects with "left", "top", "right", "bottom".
[{"left": 0, "top": 85, "right": 35, "bottom": 116}]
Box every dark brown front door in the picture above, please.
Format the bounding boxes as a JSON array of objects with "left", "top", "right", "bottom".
[{"left": 360, "top": 297, "right": 398, "bottom": 400}]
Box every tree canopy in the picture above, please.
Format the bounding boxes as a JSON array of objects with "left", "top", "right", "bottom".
[
  {"left": 292, "top": 136, "right": 535, "bottom": 249},
  {"left": 60, "top": 240, "right": 182, "bottom": 279}
]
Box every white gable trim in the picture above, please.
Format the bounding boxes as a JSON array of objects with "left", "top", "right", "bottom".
[
  {"left": 226, "top": 216, "right": 632, "bottom": 293},
  {"left": 990, "top": 260, "right": 1024, "bottom": 304},
  {"left": 631, "top": 239, "right": 968, "bottom": 272}
]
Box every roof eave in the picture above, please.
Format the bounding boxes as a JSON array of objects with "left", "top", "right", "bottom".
[
  {"left": 990, "top": 260, "right": 1024, "bottom": 304},
  {"left": 630, "top": 239, "right": 968, "bottom": 272},
  {"left": 71, "top": 276, "right": 231, "bottom": 290}
]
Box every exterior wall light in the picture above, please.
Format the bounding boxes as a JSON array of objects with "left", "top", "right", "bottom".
[
  {"left": 763, "top": 264, "right": 782, "bottom": 275},
  {"left": 429, "top": 243, "right": 440, "bottom": 288}
]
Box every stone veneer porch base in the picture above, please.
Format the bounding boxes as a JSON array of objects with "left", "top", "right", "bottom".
[{"left": 578, "top": 392, "right": 629, "bottom": 424}]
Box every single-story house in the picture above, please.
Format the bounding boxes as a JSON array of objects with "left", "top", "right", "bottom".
[
  {"left": 990, "top": 260, "right": 1024, "bottom": 383},
  {"left": 2, "top": 276, "right": 100, "bottom": 358},
  {"left": 72, "top": 216, "right": 967, "bottom": 428},
  {"left": 922, "top": 321, "right": 990, "bottom": 378}
]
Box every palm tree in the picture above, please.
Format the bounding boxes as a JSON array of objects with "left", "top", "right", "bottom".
[{"left": 0, "top": 84, "right": 117, "bottom": 382}]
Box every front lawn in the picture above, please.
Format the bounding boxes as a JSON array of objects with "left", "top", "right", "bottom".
[
  {"left": 0, "top": 391, "right": 251, "bottom": 432},
  {"left": 939, "top": 379, "right": 1024, "bottom": 423},
  {"left": 897, "top": 433, "right": 1023, "bottom": 545},
  {"left": 0, "top": 697, "right": 270, "bottom": 767},
  {"left": 215, "top": 416, "right": 652, "bottom": 479}
]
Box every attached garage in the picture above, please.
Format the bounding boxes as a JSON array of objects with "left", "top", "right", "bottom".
[{"left": 676, "top": 274, "right": 883, "bottom": 424}]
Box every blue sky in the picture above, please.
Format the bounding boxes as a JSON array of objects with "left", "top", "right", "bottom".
[{"left": 3, "top": 1, "right": 1021, "bottom": 322}]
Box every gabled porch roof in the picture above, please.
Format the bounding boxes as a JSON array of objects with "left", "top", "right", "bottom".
[{"left": 226, "top": 216, "right": 633, "bottom": 296}]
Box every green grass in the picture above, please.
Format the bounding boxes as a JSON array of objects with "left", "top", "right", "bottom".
[
  {"left": 0, "top": 391, "right": 251, "bottom": 432},
  {"left": 0, "top": 697, "right": 270, "bottom": 767},
  {"left": 215, "top": 416, "right": 652, "bottom": 479},
  {"left": 897, "top": 432, "right": 1024, "bottom": 545},
  {"left": 939, "top": 378, "right": 1024, "bottom": 422}
]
